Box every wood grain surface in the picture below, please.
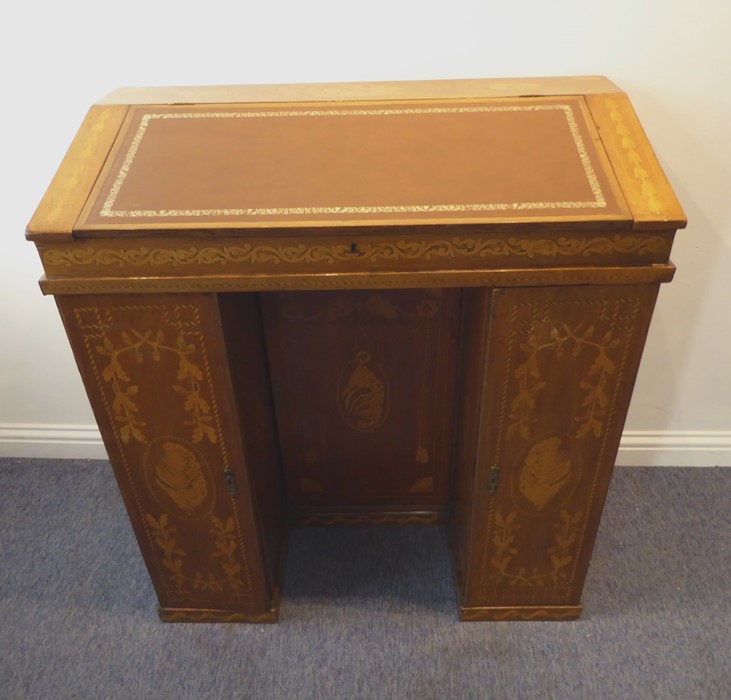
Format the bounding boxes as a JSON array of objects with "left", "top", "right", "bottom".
[
  {"left": 454, "top": 283, "right": 659, "bottom": 612},
  {"left": 26, "top": 105, "right": 128, "bottom": 241},
  {"left": 98, "top": 76, "right": 622, "bottom": 106},
  {"left": 261, "top": 289, "right": 461, "bottom": 513},
  {"left": 586, "top": 93, "right": 686, "bottom": 230}
]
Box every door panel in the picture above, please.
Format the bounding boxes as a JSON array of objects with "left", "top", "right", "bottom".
[
  {"left": 57, "top": 293, "right": 276, "bottom": 620},
  {"left": 261, "top": 289, "right": 462, "bottom": 514},
  {"left": 457, "top": 284, "right": 659, "bottom": 616}
]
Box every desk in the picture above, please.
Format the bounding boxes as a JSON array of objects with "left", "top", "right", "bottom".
[{"left": 27, "top": 77, "right": 685, "bottom": 622}]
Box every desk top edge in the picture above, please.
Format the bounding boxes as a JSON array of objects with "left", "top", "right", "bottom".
[
  {"left": 96, "top": 76, "right": 623, "bottom": 106},
  {"left": 27, "top": 77, "right": 687, "bottom": 241}
]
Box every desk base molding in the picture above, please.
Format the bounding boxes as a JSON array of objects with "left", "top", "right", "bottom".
[
  {"left": 459, "top": 605, "right": 583, "bottom": 621},
  {"left": 40, "top": 263, "right": 675, "bottom": 295},
  {"left": 294, "top": 510, "right": 446, "bottom": 527},
  {"left": 158, "top": 606, "right": 279, "bottom": 624}
]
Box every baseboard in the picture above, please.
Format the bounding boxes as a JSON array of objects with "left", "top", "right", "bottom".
[
  {"left": 615, "top": 431, "right": 731, "bottom": 467},
  {"left": 0, "top": 423, "right": 108, "bottom": 459},
  {"left": 0, "top": 424, "right": 730, "bottom": 466}
]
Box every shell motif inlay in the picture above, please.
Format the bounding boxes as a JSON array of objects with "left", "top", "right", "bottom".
[
  {"left": 144, "top": 438, "right": 215, "bottom": 519},
  {"left": 154, "top": 442, "right": 208, "bottom": 513},
  {"left": 338, "top": 351, "right": 388, "bottom": 431},
  {"left": 518, "top": 437, "right": 573, "bottom": 510}
]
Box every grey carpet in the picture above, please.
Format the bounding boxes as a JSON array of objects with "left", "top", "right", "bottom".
[{"left": 0, "top": 459, "right": 728, "bottom": 700}]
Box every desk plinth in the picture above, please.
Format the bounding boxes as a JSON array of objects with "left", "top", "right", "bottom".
[{"left": 28, "top": 77, "right": 685, "bottom": 622}]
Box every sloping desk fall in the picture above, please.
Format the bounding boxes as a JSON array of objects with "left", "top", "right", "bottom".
[{"left": 27, "top": 76, "right": 685, "bottom": 622}]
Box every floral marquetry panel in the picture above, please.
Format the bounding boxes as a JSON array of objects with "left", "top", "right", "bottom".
[
  {"left": 456, "top": 283, "right": 659, "bottom": 613},
  {"left": 261, "top": 289, "right": 462, "bottom": 516},
  {"left": 56, "top": 293, "right": 274, "bottom": 617}
]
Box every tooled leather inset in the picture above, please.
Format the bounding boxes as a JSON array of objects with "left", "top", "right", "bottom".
[{"left": 95, "top": 100, "right": 607, "bottom": 221}]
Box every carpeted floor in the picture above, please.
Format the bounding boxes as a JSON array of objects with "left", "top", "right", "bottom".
[{"left": 0, "top": 459, "right": 728, "bottom": 699}]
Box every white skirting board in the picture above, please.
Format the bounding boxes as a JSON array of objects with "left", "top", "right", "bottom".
[
  {"left": 0, "top": 423, "right": 730, "bottom": 467},
  {"left": 0, "top": 424, "right": 109, "bottom": 460}
]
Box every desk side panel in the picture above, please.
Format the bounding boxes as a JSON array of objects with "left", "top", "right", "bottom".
[
  {"left": 218, "top": 293, "right": 287, "bottom": 595},
  {"left": 452, "top": 288, "right": 493, "bottom": 597},
  {"left": 56, "top": 292, "right": 276, "bottom": 621}
]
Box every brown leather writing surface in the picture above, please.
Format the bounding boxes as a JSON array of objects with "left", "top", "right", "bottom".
[{"left": 79, "top": 97, "right": 628, "bottom": 230}]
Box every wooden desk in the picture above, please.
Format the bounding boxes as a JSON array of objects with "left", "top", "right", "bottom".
[{"left": 27, "top": 77, "right": 685, "bottom": 622}]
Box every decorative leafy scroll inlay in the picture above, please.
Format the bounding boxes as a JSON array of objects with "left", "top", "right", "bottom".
[
  {"left": 146, "top": 513, "right": 245, "bottom": 594},
  {"left": 605, "top": 98, "right": 662, "bottom": 214},
  {"left": 96, "top": 329, "right": 216, "bottom": 444},
  {"left": 489, "top": 508, "right": 583, "bottom": 589},
  {"left": 507, "top": 324, "right": 621, "bottom": 441},
  {"left": 42, "top": 235, "right": 669, "bottom": 269}
]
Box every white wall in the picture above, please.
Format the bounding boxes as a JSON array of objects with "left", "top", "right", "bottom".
[{"left": 1, "top": 0, "right": 730, "bottom": 465}]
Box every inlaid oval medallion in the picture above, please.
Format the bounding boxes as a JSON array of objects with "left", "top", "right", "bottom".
[
  {"left": 513, "top": 436, "right": 581, "bottom": 513},
  {"left": 337, "top": 351, "right": 389, "bottom": 431},
  {"left": 144, "top": 437, "right": 215, "bottom": 518}
]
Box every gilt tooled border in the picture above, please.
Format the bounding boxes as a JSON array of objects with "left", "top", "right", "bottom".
[
  {"left": 99, "top": 104, "right": 605, "bottom": 219},
  {"left": 42, "top": 235, "right": 670, "bottom": 269}
]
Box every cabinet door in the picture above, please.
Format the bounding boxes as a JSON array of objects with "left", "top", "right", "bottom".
[
  {"left": 456, "top": 284, "right": 659, "bottom": 620},
  {"left": 57, "top": 293, "right": 278, "bottom": 622}
]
